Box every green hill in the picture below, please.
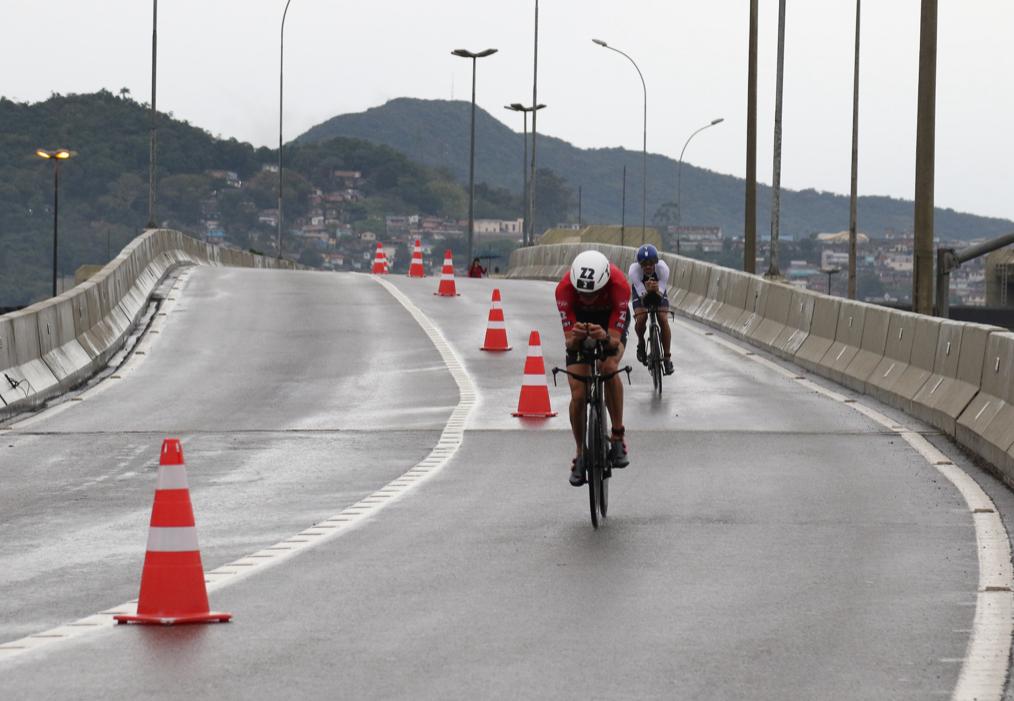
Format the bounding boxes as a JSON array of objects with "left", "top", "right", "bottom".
[
  {"left": 0, "top": 92, "right": 517, "bottom": 307},
  {"left": 297, "top": 97, "right": 1014, "bottom": 241}
]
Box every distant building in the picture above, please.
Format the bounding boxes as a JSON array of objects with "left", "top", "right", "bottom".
[
  {"left": 258, "top": 209, "right": 279, "bottom": 227},
  {"left": 474, "top": 219, "right": 523, "bottom": 236},
  {"left": 672, "top": 226, "right": 723, "bottom": 254},
  {"left": 206, "top": 170, "right": 241, "bottom": 188}
]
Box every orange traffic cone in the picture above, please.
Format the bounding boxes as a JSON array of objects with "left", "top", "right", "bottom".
[
  {"left": 513, "top": 331, "right": 557, "bottom": 417},
  {"left": 115, "top": 439, "right": 232, "bottom": 625},
  {"left": 434, "top": 250, "right": 459, "bottom": 296},
  {"left": 480, "top": 288, "right": 511, "bottom": 351},
  {"left": 371, "top": 243, "right": 387, "bottom": 274},
  {"left": 407, "top": 239, "right": 425, "bottom": 277}
]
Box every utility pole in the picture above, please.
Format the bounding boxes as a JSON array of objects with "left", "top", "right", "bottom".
[
  {"left": 744, "top": 0, "right": 758, "bottom": 274},
  {"left": 147, "top": 0, "right": 158, "bottom": 229},
  {"left": 766, "top": 0, "right": 787, "bottom": 279},
  {"left": 529, "top": 0, "right": 540, "bottom": 247},
  {"left": 621, "top": 165, "right": 627, "bottom": 247},
  {"left": 913, "top": 0, "right": 937, "bottom": 314}
]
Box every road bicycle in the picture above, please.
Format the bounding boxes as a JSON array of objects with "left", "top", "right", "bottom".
[
  {"left": 645, "top": 303, "right": 664, "bottom": 397},
  {"left": 553, "top": 339, "right": 632, "bottom": 528}
]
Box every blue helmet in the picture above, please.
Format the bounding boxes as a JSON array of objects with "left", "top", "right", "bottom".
[{"left": 636, "top": 244, "right": 658, "bottom": 263}]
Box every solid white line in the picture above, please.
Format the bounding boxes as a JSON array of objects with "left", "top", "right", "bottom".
[
  {"left": 0, "top": 272, "right": 477, "bottom": 662},
  {"left": 677, "top": 316, "right": 1013, "bottom": 701}
]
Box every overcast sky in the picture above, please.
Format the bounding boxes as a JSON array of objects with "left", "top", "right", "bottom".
[{"left": 5, "top": 1, "right": 1014, "bottom": 222}]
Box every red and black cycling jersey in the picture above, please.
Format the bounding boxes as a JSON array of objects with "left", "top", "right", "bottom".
[{"left": 555, "top": 264, "right": 631, "bottom": 336}]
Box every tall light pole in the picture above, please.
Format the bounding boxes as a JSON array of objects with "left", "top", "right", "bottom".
[
  {"left": 452, "top": 48, "right": 498, "bottom": 266},
  {"left": 147, "top": 0, "right": 158, "bottom": 229},
  {"left": 593, "top": 38, "right": 647, "bottom": 245},
  {"left": 913, "top": 0, "right": 937, "bottom": 314},
  {"left": 278, "top": 0, "right": 293, "bottom": 260},
  {"left": 676, "top": 117, "right": 724, "bottom": 254},
  {"left": 529, "top": 0, "right": 540, "bottom": 248},
  {"left": 745, "top": 0, "right": 758, "bottom": 273},
  {"left": 36, "top": 149, "right": 74, "bottom": 297},
  {"left": 848, "top": 0, "right": 861, "bottom": 299},
  {"left": 505, "top": 103, "right": 546, "bottom": 246},
  {"left": 766, "top": 0, "right": 787, "bottom": 280}
]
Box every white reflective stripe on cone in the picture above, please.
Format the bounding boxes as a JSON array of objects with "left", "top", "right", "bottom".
[
  {"left": 486, "top": 321, "right": 506, "bottom": 329},
  {"left": 522, "top": 374, "right": 549, "bottom": 386},
  {"left": 146, "top": 526, "right": 200, "bottom": 553},
  {"left": 156, "top": 465, "right": 189, "bottom": 490},
  {"left": 491, "top": 302, "right": 503, "bottom": 310},
  {"left": 527, "top": 346, "right": 544, "bottom": 358}
]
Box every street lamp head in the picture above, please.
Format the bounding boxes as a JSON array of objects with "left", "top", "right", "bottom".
[
  {"left": 452, "top": 48, "right": 498, "bottom": 59},
  {"left": 535, "top": 103, "right": 547, "bottom": 111},
  {"left": 592, "top": 38, "right": 608, "bottom": 47},
  {"left": 36, "top": 148, "right": 74, "bottom": 160},
  {"left": 711, "top": 118, "right": 725, "bottom": 126},
  {"left": 507, "top": 103, "right": 525, "bottom": 112}
]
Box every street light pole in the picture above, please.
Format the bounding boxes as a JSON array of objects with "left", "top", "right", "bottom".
[
  {"left": 593, "top": 38, "right": 647, "bottom": 245},
  {"left": 766, "top": 0, "right": 787, "bottom": 279},
  {"left": 506, "top": 103, "right": 546, "bottom": 246},
  {"left": 529, "top": 0, "right": 540, "bottom": 248},
  {"left": 147, "top": 0, "right": 158, "bottom": 230},
  {"left": 745, "top": 0, "right": 758, "bottom": 273},
  {"left": 278, "top": 0, "right": 293, "bottom": 260},
  {"left": 913, "top": 0, "right": 938, "bottom": 314},
  {"left": 848, "top": 0, "right": 861, "bottom": 299},
  {"left": 36, "top": 149, "right": 74, "bottom": 297},
  {"left": 452, "top": 48, "right": 498, "bottom": 266},
  {"left": 677, "top": 117, "right": 724, "bottom": 254}
]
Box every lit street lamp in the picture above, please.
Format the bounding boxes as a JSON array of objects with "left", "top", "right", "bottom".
[
  {"left": 676, "top": 117, "right": 724, "bottom": 254},
  {"left": 452, "top": 47, "right": 498, "bottom": 266},
  {"left": 35, "top": 149, "right": 75, "bottom": 297},
  {"left": 505, "top": 102, "right": 546, "bottom": 246},
  {"left": 593, "top": 38, "right": 647, "bottom": 245}
]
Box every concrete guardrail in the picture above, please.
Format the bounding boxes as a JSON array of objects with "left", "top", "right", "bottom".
[
  {"left": 0, "top": 229, "right": 295, "bottom": 420},
  {"left": 508, "top": 243, "right": 1014, "bottom": 484}
]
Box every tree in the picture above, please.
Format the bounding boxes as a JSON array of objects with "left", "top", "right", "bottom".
[{"left": 533, "top": 168, "right": 574, "bottom": 234}]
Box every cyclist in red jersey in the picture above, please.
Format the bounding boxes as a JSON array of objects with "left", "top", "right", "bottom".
[{"left": 555, "top": 250, "right": 631, "bottom": 486}]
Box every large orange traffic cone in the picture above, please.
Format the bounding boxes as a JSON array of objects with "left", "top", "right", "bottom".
[
  {"left": 115, "top": 439, "right": 232, "bottom": 625},
  {"left": 371, "top": 243, "right": 387, "bottom": 274},
  {"left": 407, "top": 239, "right": 425, "bottom": 278},
  {"left": 480, "top": 288, "right": 511, "bottom": 351},
  {"left": 513, "top": 331, "right": 557, "bottom": 417},
  {"left": 434, "top": 250, "right": 459, "bottom": 296}
]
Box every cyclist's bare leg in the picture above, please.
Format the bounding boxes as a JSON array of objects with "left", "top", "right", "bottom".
[
  {"left": 633, "top": 308, "right": 647, "bottom": 345},
  {"left": 601, "top": 345, "right": 625, "bottom": 437},
  {"left": 659, "top": 309, "right": 672, "bottom": 356},
  {"left": 567, "top": 364, "right": 590, "bottom": 457}
]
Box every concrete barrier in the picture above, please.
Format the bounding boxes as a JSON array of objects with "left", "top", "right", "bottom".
[
  {"left": 772, "top": 289, "right": 816, "bottom": 360},
  {"left": 840, "top": 305, "right": 891, "bottom": 393},
  {"left": 911, "top": 322, "right": 993, "bottom": 436},
  {"left": 864, "top": 309, "right": 919, "bottom": 403},
  {"left": 680, "top": 261, "right": 713, "bottom": 317},
  {"left": 714, "top": 270, "right": 752, "bottom": 334},
  {"left": 794, "top": 295, "right": 840, "bottom": 374},
  {"left": 732, "top": 277, "right": 766, "bottom": 341},
  {"left": 0, "top": 229, "right": 295, "bottom": 419},
  {"left": 748, "top": 281, "right": 792, "bottom": 354},
  {"left": 956, "top": 333, "right": 1014, "bottom": 478}
]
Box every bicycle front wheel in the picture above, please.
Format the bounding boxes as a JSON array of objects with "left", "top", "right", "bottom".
[
  {"left": 598, "top": 397, "right": 610, "bottom": 518},
  {"left": 650, "top": 323, "right": 663, "bottom": 396},
  {"left": 586, "top": 401, "right": 603, "bottom": 528}
]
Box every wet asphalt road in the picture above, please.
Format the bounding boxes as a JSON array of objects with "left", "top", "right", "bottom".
[{"left": 0, "top": 268, "right": 1004, "bottom": 699}]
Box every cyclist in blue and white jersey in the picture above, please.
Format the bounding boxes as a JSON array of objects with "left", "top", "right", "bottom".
[{"left": 628, "top": 244, "right": 674, "bottom": 375}]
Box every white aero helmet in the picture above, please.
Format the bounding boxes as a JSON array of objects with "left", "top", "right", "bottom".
[{"left": 570, "top": 250, "right": 611, "bottom": 293}]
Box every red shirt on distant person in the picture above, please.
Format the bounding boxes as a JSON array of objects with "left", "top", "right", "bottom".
[{"left": 468, "top": 258, "right": 486, "bottom": 278}]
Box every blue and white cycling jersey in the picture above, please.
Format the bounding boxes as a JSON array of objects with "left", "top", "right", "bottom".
[{"left": 627, "top": 259, "right": 670, "bottom": 299}]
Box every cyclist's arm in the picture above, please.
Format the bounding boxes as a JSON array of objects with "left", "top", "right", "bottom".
[
  {"left": 627, "top": 263, "right": 647, "bottom": 298},
  {"left": 655, "top": 261, "right": 670, "bottom": 294}
]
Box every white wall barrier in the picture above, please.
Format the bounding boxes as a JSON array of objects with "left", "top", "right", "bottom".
[
  {"left": 0, "top": 229, "right": 295, "bottom": 419},
  {"left": 508, "top": 243, "right": 1014, "bottom": 484}
]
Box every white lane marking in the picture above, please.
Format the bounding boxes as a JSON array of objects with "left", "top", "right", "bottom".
[
  {"left": 0, "top": 273, "right": 476, "bottom": 662},
  {"left": 679, "top": 317, "right": 1013, "bottom": 701}
]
